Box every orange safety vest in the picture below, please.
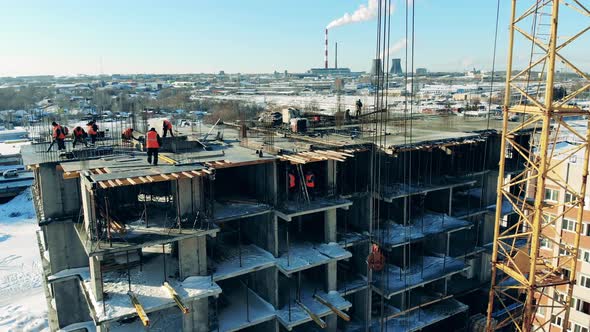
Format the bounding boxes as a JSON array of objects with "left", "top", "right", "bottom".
[
  {"left": 288, "top": 173, "right": 296, "bottom": 189},
  {"left": 146, "top": 131, "right": 160, "bottom": 149},
  {"left": 163, "top": 120, "right": 172, "bottom": 130},
  {"left": 305, "top": 173, "right": 315, "bottom": 188},
  {"left": 52, "top": 125, "right": 65, "bottom": 139},
  {"left": 87, "top": 124, "right": 97, "bottom": 135}
]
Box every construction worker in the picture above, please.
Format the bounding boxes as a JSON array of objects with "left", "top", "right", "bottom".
[
  {"left": 51, "top": 122, "right": 66, "bottom": 150},
  {"left": 72, "top": 126, "right": 88, "bottom": 148},
  {"left": 145, "top": 128, "right": 162, "bottom": 165},
  {"left": 305, "top": 169, "right": 315, "bottom": 199},
  {"left": 367, "top": 244, "right": 384, "bottom": 271},
  {"left": 162, "top": 119, "right": 174, "bottom": 137},
  {"left": 87, "top": 120, "right": 98, "bottom": 145},
  {"left": 122, "top": 127, "right": 135, "bottom": 140},
  {"left": 355, "top": 99, "right": 363, "bottom": 118}
]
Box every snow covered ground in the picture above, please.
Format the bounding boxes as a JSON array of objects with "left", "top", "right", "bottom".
[{"left": 0, "top": 189, "right": 48, "bottom": 332}]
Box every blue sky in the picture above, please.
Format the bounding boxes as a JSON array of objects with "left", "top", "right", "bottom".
[{"left": 0, "top": 0, "right": 587, "bottom": 76}]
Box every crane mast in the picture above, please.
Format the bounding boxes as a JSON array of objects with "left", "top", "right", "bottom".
[{"left": 486, "top": 1, "right": 590, "bottom": 331}]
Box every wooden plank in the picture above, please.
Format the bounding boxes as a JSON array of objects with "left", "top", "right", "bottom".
[
  {"left": 313, "top": 294, "right": 350, "bottom": 321},
  {"left": 115, "top": 179, "right": 124, "bottom": 186},
  {"left": 94, "top": 168, "right": 104, "bottom": 175},
  {"left": 107, "top": 180, "right": 117, "bottom": 188},
  {"left": 160, "top": 174, "right": 171, "bottom": 180},
  {"left": 171, "top": 173, "right": 180, "bottom": 179},
  {"left": 128, "top": 291, "right": 150, "bottom": 326},
  {"left": 162, "top": 282, "right": 190, "bottom": 314},
  {"left": 126, "top": 178, "right": 137, "bottom": 185},
  {"left": 99, "top": 181, "right": 109, "bottom": 189},
  {"left": 202, "top": 169, "right": 212, "bottom": 175},
  {"left": 146, "top": 176, "right": 155, "bottom": 182},
  {"left": 191, "top": 170, "right": 201, "bottom": 176},
  {"left": 138, "top": 177, "right": 148, "bottom": 183},
  {"left": 181, "top": 172, "right": 194, "bottom": 178},
  {"left": 296, "top": 300, "right": 326, "bottom": 328}
]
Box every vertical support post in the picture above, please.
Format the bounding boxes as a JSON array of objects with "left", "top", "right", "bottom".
[{"left": 486, "top": 1, "right": 516, "bottom": 330}]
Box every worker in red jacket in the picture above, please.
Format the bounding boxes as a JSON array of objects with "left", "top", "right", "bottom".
[
  {"left": 87, "top": 120, "right": 98, "bottom": 145},
  {"left": 122, "top": 127, "right": 135, "bottom": 140},
  {"left": 145, "top": 128, "right": 162, "bottom": 165},
  {"left": 305, "top": 170, "right": 315, "bottom": 199},
  {"left": 162, "top": 119, "right": 174, "bottom": 137},
  {"left": 51, "top": 122, "right": 66, "bottom": 151},
  {"left": 72, "top": 126, "right": 87, "bottom": 148}
]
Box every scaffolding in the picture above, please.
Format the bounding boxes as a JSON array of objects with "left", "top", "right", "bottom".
[{"left": 486, "top": 1, "right": 590, "bottom": 331}]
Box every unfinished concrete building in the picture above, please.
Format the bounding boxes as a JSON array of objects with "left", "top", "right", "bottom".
[{"left": 23, "top": 117, "right": 528, "bottom": 331}]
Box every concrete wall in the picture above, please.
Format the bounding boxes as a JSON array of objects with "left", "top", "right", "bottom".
[
  {"left": 174, "top": 177, "right": 202, "bottom": 216},
  {"left": 43, "top": 222, "right": 88, "bottom": 275},
  {"left": 53, "top": 278, "right": 92, "bottom": 328}
]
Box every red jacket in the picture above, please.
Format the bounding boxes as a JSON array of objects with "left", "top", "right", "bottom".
[
  {"left": 163, "top": 120, "right": 172, "bottom": 130},
  {"left": 123, "top": 128, "right": 133, "bottom": 139},
  {"left": 305, "top": 173, "right": 315, "bottom": 188}
]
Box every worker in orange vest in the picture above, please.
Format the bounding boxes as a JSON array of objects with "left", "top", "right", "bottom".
[
  {"left": 87, "top": 120, "right": 98, "bottom": 145},
  {"left": 51, "top": 122, "right": 66, "bottom": 150},
  {"left": 145, "top": 128, "right": 162, "bottom": 165},
  {"left": 162, "top": 119, "right": 174, "bottom": 137},
  {"left": 72, "top": 126, "right": 87, "bottom": 148},
  {"left": 305, "top": 170, "right": 315, "bottom": 199}
]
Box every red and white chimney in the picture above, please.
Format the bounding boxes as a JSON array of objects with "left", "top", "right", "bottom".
[{"left": 325, "top": 28, "right": 329, "bottom": 69}]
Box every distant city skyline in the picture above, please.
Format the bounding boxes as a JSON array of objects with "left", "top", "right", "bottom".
[{"left": 0, "top": 0, "right": 588, "bottom": 77}]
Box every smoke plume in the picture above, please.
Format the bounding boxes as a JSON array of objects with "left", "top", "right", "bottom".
[
  {"left": 388, "top": 38, "right": 407, "bottom": 56},
  {"left": 327, "top": 0, "right": 380, "bottom": 30}
]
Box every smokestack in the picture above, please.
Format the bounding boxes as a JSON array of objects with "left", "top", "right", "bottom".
[
  {"left": 325, "top": 29, "right": 329, "bottom": 69},
  {"left": 335, "top": 42, "right": 338, "bottom": 69}
]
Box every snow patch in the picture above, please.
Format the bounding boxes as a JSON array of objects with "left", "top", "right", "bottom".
[
  {"left": 0, "top": 188, "right": 36, "bottom": 222},
  {"left": 0, "top": 188, "right": 47, "bottom": 331}
]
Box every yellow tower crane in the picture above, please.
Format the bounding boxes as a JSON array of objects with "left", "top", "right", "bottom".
[{"left": 486, "top": 1, "right": 590, "bottom": 331}]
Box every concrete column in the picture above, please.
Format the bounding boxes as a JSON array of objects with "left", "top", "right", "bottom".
[
  {"left": 89, "top": 256, "right": 103, "bottom": 302},
  {"left": 179, "top": 235, "right": 208, "bottom": 331},
  {"left": 324, "top": 209, "right": 337, "bottom": 243},
  {"left": 326, "top": 160, "right": 337, "bottom": 196},
  {"left": 324, "top": 208, "right": 338, "bottom": 331},
  {"left": 183, "top": 299, "right": 209, "bottom": 332},
  {"left": 178, "top": 237, "right": 207, "bottom": 280},
  {"left": 175, "top": 178, "right": 193, "bottom": 216}
]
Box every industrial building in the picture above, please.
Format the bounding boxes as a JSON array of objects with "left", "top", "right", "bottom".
[{"left": 22, "top": 115, "right": 531, "bottom": 332}]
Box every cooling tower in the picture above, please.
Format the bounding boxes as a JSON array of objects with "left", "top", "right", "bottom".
[
  {"left": 369, "top": 58, "right": 383, "bottom": 76},
  {"left": 390, "top": 58, "right": 403, "bottom": 75}
]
